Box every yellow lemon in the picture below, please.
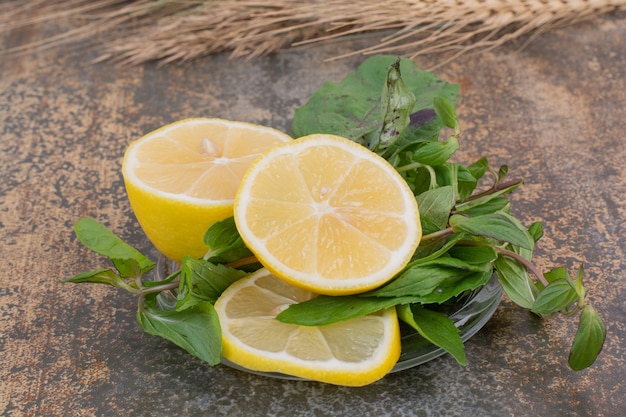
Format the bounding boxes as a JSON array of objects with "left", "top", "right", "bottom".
[
  {"left": 214, "top": 268, "right": 401, "bottom": 386},
  {"left": 233, "top": 134, "right": 421, "bottom": 295},
  {"left": 122, "top": 118, "right": 292, "bottom": 261}
]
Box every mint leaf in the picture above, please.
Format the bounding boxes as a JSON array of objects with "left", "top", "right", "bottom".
[
  {"left": 450, "top": 212, "right": 534, "bottom": 250},
  {"left": 466, "top": 157, "right": 489, "bottom": 182},
  {"left": 408, "top": 108, "right": 437, "bottom": 129},
  {"left": 367, "top": 257, "right": 492, "bottom": 301},
  {"left": 176, "top": 256, "right": 248, "bottom": 310},
  {"left": 416, "top": 186, "right": 455, "bottom": 234},
  {"left": 494, "top": 255, "right": 537, "bottom": 309},
  {"left": 137, "top": 301, "right": 222, "bottom": 366},
  {"left": 458, "top": 197, "right": 510, "bottom": 217},
  {"left": 276, "top": 295, "right": 419, "bottom": 326},
  {"left": 397, "top": 304, "right": 466, "bottom": 365},
  {"left": 392, "top": 108, "right": 441, "bottom": 151},
  {"left": 368, "top": 265, "right": 465, "bottom": 298},
  {"left": 433, "top": 97, "right": 458, "bottom": 130},
  {"left": 376, "top": 58, "right": 416, "bottom": 152},
  {"left": 569, "top": 305, "right": 605, "bottom": 370},
  {"left": 364, "top": 267, "right": 491, "bottom": 304},
  {"left": 447, "top": 245, "right": 497, "bottom": 266},
  {"left": 410, "top": 233, "right": 464, "bottom": 264},
  {"left": 75, "top": 217, "right": 154, "bottom": 277},
  {"left": 417, "top": 271, "right": 492, "bottom": 304},
  {"left": 455, "top": 164, "right": 480, "bottom": 202},
  {"left": 531, "top": 278, "right": 579, "bottom": 315},
  {"left": 62, "top": 268, "right": 131, "bottom": 290},
  {"left": 203, "top": 217, "right": 254, "bottom": 264},
  {"left": 440, "top": 157, "right": 489, "bottom": 204},
  {"left": 528, "top": 221, "right": 544, "bottom": 242},
  {"left": 454, "top": 180, "right": 522, "bottom": 213},
  {"left": 498, "top": 165, "right": 509, "bottom": 181},
  {"left": 429, "top": 163, "right": 478, "bottom": 203},
  {"left": 411, "top": 136, "right": 459, "bottom": 166},
  {"left": 292, "top": 55, "right": 459, "bottom": 145}
]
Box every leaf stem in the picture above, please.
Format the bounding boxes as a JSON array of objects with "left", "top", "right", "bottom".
[
  {"left": 396, "top": 161, "right": 424, "bottom": 173},
  {"left": 225, "top": 256, "right": 259, "bottom": 269},
  {"left": 396, "top": 163, "right": 438, "bottom": 189},
  {"left": 465, "top": 178, "right": 523, "bottom": 202},
  {"left": 421, "top": 227, "right": 454, "bottom": 242},
  {"left": 495, "top": 246, "right": 549, "bottom": 287},
  {"left": 140, "top": 281, "right": 180, "bottom": 295},
  {"left": 134, "top": 275, "right": 143, "bottom": 291}
]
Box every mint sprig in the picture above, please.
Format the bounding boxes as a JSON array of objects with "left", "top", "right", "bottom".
[
  {"left": 64, "top": 217, "right": 248, "bottom": 366},
  {"left": 63, "top": 55, "right": 605, "bottom": 374},
  {"left": 290, "top": 55, "right": 605, "bottom": 370}
]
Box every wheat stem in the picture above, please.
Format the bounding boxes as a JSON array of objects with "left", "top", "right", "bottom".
[{"left": 2, "top": 0, "right": 624, "bottom": 65}]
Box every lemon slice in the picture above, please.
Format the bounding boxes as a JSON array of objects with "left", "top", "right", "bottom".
[
  {"left": 214, "top": 268, "right": 401, "bottom": 386},
  {"left": 121, "top": 118, "right": 292, "bottom": 261},
  {"left": 233, "top": 134, "right": 421, "bottom": 295}
]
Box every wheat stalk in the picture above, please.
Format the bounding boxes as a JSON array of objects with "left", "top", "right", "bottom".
[{"left": 1, "top": 0, "right": 624, "bottom": 66}]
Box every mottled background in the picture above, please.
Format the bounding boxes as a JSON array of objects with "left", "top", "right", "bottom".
[{"left": 1, "top": 10, "right": 625, "bottom": 417}]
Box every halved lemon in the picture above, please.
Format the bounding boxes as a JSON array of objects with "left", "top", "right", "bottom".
[
  {"left": 122, "top": 118, "right": 292, "bottom": 262},
  {"left": 233, "top": 134, "right": 421, "bottom": 295},
  {"left": 214, "top": 268, "right": 401, "bottom": 386}
]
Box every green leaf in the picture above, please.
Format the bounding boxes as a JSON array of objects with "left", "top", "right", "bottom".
[
  {"left": 543, "top": 267, "right": 569, "bottom": 283},
  {"left": 455, "top": 164, "right": 480, "bottom": 202},
  {"left": 62, "top": 268, "right": 131, "bottom": 290},
  {"left": 176, "top": 256, "right": 249, "bottom": 310},
  {"left": 416, "top": 186, "right": 455, "bottom": 234},
  {"left": 367, "top": 265, "right": 463, "bottom": 298},
  {"left": 531, "top": 278, "right": 579, "bottom": 315},
  {"left": 397, "top": 304, "right": 466, "bottom": 365},
  {"left": 460, "top": 197, "right": 510, "bottom": 217},
  {"left": 466, "top": 157, "right": 489, "bottom": 182},
  {"left": 433, "top": 97, "right": 458, "bottom": 130},
  {"left": 74, "top": 217, "right": 154, "bottom": 277},
  {"left": 528, "top": 221, "right": 544, "bottom": 242},
  {"left": 291, "top": 55, "right": 459, "bottom": 144},
  {"left": 573, "top": 266, "right": 587, "bottom": 298},
  {"left": 498, "top": 165, "right": 509, "bottom": 181},
  {"left": 136, "top": 301, "right": 222, "bottom": 366},
  {"left": 411, "top": 136, "right": 459, "bottom": 166},
  {"left": 569, "top": 305, "right": 605, "bottom": 370},
  {"left": 203, "top": 217, "right": 255, "bottom": 264},
  {"left": 450, "top": 212, "right": 534, "bottom": 250},
  {"left": 430, "top": 163, "right": 479, "bottom": 203},
  {"left": 411, "top": 166, "right": 436, "bottom": 195},
  {"left": 447, "top": 245, "right": 497, "bottom": 266},
  {"left": 417, "top": 271, "right": 492, "bottom": 304},
  {"left": 376, "top": 58, "right": 416, "bottom": 152},
  {"left": 142, "top": 269, "right": 179, "bottom": 288},
  {"left": 410, "top": 233, "right": 464, "bottom": 264},
  {"left": 366, "top": 257, "right": 492, "bottom": 302},
  {"left": 454, "top": 181, "right": 522, "bottom": 213},
  {"left": 433, "top": 163, "right": 456, "bottom": 194},
  {"left": 276, "top": 295, "right": 418, "bottom": 326},
  {"left": 391, "top": 109, "right": 442, "bottom": 153},
  {"left": 494, "top": 255, "right": 537, "bottom": 309}
]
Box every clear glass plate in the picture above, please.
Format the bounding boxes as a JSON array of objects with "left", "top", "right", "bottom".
[{"left": 154, "top": 257, "right": 503, "bottom": 380}]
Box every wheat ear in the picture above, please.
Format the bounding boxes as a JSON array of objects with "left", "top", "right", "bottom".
[{"left": 1, "top": 0, "right": 624, "bottom": 65}]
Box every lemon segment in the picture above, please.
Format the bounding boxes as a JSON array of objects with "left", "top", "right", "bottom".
[{"left": 214, "top": 268, "right": 401, "bottom": 386}]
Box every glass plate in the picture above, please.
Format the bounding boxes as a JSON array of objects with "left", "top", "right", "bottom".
[{"left": 153, "top": 257, "right": 503, "bottom": 380}]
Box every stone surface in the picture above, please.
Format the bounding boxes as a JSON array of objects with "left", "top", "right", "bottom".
[{"left": 1, "top": 10, "right": 625, "bottom": 417}]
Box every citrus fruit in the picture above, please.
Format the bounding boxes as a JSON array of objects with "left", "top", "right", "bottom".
[
  {"left": 214, "top": 268, "right": 401, "bottom": 386},
  {"left": 122, "top": 118, "right": 292, "bottom": 262},
  {"left": 233, "top": 134, "right": 421, "bottom": 295}
]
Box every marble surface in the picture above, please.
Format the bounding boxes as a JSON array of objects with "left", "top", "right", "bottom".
[{"left": 1, "top": 10, "right": 625, "bottom": 417}]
